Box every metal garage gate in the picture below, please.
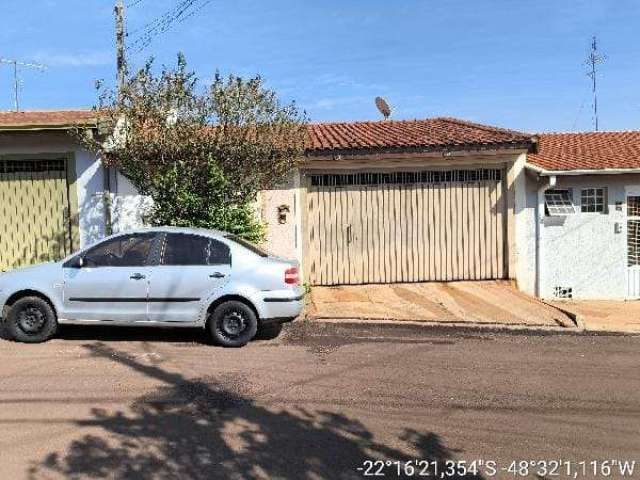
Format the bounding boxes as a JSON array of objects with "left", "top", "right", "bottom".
[
  {"left": 0, "top": 158, "right": 74, "bottom": 271},
  {"left": 307, "top": 168, "right": 507, "bottom": 286}
]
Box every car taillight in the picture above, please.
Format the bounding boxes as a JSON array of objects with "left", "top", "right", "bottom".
[{"left": 284, "top": 266, "right": 299, "bottom": 285}]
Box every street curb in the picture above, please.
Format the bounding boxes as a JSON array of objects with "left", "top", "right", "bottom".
[
  {"left": 539, "top": 301, "right": 586, "bottom": 331},
  {"left": 304, "top": 315, "right": 579, "bottom": 333}
]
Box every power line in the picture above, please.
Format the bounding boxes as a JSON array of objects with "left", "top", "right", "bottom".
[
  {"left": 174, "top": 0, "right": 214, "bottom": 27},
  {"left": 127, "top": 0, "right": 198, "bottom": 50},
  {"left": 126, "top": 0, "right": 146, "bottom": 8},
  {"left": 126, "top": 0, "right": 212, "bottom": 54},
  {"left": 571, "top": 88, "right": 589, "bottom": 132}
]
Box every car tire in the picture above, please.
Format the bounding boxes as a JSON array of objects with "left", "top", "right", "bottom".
[
  {"left": 255, "top": 322, "right": 283, "bottom": 340},
  {"left": 208, "top": 300, "right": 258, "bottom": 348},
  {"left": 6, "top": 296, "right": 58, "bottom": 343}
]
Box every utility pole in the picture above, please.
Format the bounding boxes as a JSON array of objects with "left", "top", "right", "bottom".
[
  {"left": 103, "top": 0, "right": 127, "bottom": 236},
  {"left": 0, "top": 58, "right": 47, "bottom": 111},
  {"left": 103, "top": 0, "right": 128, "bottom": 236},
  {"left": 585, "top": 35, "right": 606, "bottom": 132},
  {"left": 115, "top": 0, "right": 127, "bottom": 97}
]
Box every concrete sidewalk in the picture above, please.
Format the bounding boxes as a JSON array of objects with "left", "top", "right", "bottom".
[
  {"left": 548, "top": 300, "right": 640, "bottom": 333},
  {"left": 307, "top": 281, "right": 576, "bottom": 329}
]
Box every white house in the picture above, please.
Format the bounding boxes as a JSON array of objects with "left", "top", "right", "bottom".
[
  {"left": 522, "top": 131, "right": 640, "bottom": 300},
  {"left": 1, "top": 110, "right": 638, "bottom": 300}
]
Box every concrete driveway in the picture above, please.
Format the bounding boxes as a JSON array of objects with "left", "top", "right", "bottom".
[
  {"left": 549, "top": 300, "right": 640, "bottom": 333},
  {"left": 307, "top": 281, "right": 575, "bottom": 328}
]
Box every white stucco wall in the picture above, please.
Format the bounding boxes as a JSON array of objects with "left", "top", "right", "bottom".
[
  {"left": 516, "top": 170, "right": 539, "bottom": 297},
  {"left": 512, "top": 153, "right": 535, "bottom": 294},
  {"left": 257, "top": 170, "right": 302, "bottom": 263},
  {"left": 109, "top": 170, "right": 152, "bottom": 233},
  {"left": 523, "top": 172, "right": 640, "bottom": 300}
]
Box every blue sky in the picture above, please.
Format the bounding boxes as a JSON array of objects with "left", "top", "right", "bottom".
[{"left": 0, "top": 0, "right": 638, "bottom": 132}]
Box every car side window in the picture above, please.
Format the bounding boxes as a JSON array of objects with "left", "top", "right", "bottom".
[
  {"left": 83, "top": 233, "right": 156, "bottom": 268},
  {"left": 162, "top": 233, "right": 231, "bottom": 266}
]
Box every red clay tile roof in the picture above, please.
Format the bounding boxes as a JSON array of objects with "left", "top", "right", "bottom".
[
  {"left": 0, "top": 110, "right": 535, "bottom": 155},
  {"left": 305, "top": 117, "right": 533, "bottom": 154},
  {"left": 529, "top": 131, "right": 640, "bottom": 172},
  {"left": 0, "top": 110, "right": 96, "bottom": 130}
]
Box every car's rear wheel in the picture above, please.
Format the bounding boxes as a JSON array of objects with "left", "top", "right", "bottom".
[
  {"left": 6, "top": 296, "right": 58, "bottom": 343},
  {"left": 208, "top": 300, "right": 258, "bottom": 347}
]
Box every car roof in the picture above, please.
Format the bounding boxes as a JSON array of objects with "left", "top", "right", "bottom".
[{"left": 116, "top": 226, "right": 229, "bottom": 238}]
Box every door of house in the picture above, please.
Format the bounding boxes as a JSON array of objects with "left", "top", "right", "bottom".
[
  {"left": 626, "top": 193, "right": 640, "bottom": 298},
  {"left": 306, "top": 168, "right": 508, "bottom": 286},
  {"left": 0, "top": 158, "right": 74, "bottom": 271}
]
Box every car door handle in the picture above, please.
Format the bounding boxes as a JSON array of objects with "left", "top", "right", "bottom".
[
  {"left": 209, "top": 272, "right": 226, "bottom": 278},
  {"left": 130, "top": 273, "right": 146, "bottom": 280}
]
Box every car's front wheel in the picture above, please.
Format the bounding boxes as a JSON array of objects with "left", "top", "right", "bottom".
[
  {"left": 6, "top": 296, "right": 58, "bottom": 343},
  {"left": 208, "top": 300, "right": 258, "bottom": 347}
]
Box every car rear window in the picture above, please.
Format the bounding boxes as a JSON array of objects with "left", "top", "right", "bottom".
[
  {"left": 162, "top": 233, "right": 231, "bottom": 266},
  {"left": 224, "top": 235, "right": 269, "bottom": 257}
]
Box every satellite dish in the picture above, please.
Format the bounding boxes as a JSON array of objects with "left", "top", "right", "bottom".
[{"left": 375, "top": 96, "right": 392, "bottom": 120}]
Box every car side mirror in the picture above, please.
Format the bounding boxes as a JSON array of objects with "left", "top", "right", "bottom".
[{"left": 64, "top": 255, "right": 84, "bottom": 269}]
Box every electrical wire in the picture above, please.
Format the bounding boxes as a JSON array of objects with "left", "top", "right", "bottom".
[
  {"left": 571, "top": 90, "right": 589, "bottom": 132},
  {"left": 126, "top": 0, "right": 212, "bottom": 54},
  {"left": 126, "top": 0, "right": 146, "bottom": 8}
]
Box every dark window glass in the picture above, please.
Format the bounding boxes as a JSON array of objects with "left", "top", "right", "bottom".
[
  {"left": 580, "top": 187, "right": 606, "bottom": 213},
  {"left": 224, "top": 235, "right": 269, "bottom": 257},
  {"left": 208, "top": 239, "right": 232, "bottom": 265},
  {"left": 544, "top": 189, "right": 574, "bottom": 216},
  {"left": 83, "top": 234, "right": 155, "bottom": 267},
  {"left": 308, "top": 169, "right": 501, "bottom": 187},
  {"left": 162, "top": 233, "right": 231, "bottom": 266}
]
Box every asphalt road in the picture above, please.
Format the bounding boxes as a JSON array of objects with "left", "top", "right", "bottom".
[{"left": 0, "top": 322, "right": 638, "bottom": 480}]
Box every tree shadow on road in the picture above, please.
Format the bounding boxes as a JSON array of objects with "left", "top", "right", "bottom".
[{"left": 28, "top": 342, "right": 482, "bottom": 480}]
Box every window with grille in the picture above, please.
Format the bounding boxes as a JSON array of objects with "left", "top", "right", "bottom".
[
  {"left": 309, "top": 168, "right": 501, "bottom": 187},
  {"left": 580, "top": 188, "right": 606, "bottom": 213},
  {"left": 628, "top": 196, "right": 640, "bottom": 217},
  {"left": 0, "top": 159, "right": 65, "bottom": 173},
  {"left": 628, "top": 220, "right": 640, "bottom": 267},
  {"left": 544, "top": 189, "right": 575, "bottom": 216}
]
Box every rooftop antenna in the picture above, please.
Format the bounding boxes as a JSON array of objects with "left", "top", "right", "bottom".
[
  {"left": 584, "top": 35, "right": 606, "bottom": 131},
  {"left": 375, "top": 96, "right": 392, "bottom": 120},
  {"left": 0, "top": 58, "right": 47, "bottom": 111}
]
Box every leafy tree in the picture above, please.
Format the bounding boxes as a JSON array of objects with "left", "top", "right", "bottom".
[{"left": 82, "top": 54, "right": 307, "bottom": 242}]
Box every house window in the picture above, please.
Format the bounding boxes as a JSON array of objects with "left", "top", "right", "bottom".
[
  {"left": 628, "top": 196, "right": 640, "bottom": 217},
  {"left": 544, "top": 189, "right": 575, "bottom": 216},
  {"left": 581, "top": 188, "right": 607, "bottom": 213},
  {"left": 628, "top": 220, "right": 640, "bottom": 266}
]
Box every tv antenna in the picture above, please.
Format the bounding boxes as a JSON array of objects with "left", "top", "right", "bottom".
[
  {"left": 375, "top": 96, "right": 392, "bottom": 120},
  {"left": 584, "top": 36, "right": 606, "bottom": 131},
  {"left": 0, "top": 58, "right": 47, "bottom": 111}
]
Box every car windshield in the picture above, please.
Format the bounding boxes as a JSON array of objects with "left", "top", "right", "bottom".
[{"left": 224, "top": 235, "right": 269, "bottom": 257}]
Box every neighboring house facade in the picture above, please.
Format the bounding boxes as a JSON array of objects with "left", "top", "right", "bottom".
[
  {"left": 0, "top": 111, "right": 145, "bottom": 271},
  {"left": 522, "top": 132, "right": 640, "bottom": 300},
  {"left": 2, "top": 110, "right": 638, "bottom": 300}
]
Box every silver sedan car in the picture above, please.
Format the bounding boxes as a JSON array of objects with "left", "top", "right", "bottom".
[{"left": 0, "top": 227, "right": 304, "bottom": 347}]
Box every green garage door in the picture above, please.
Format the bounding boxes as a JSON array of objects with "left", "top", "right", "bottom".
[{"left": 0, "top": 157, "right": 77, "bottom": 271}]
